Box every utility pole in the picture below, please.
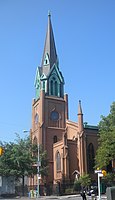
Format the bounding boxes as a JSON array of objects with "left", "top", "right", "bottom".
[
  {"left": 98, "top": 172, "right": 101, "bottom": 200},
  {"left": 37, "top": 143, "right": 40, "bottom": 197}
]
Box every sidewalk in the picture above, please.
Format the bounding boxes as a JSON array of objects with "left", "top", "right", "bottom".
[
  {"left": 20, "top": 195, "right": 80, "bottom": 199},
  {"left": 0, "top": 194, "right": 107, "bottom": 200},
  {"left": 20, "top": 194, "right": 107, "bottom": 200}
]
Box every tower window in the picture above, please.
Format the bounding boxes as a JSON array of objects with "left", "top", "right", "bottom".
[
  {"left": 44, "top": 53, "right": 49, "bottom": 65},
  {"left": 43, "top": 81, "right": 45, "bottom": 90},
  {"left": 51, "top": 80, "right": 53, "bottom": 95},
  {"left": 60, "top": 84, "right": 63, "bottom": 97},
  {"left": 35, "top": 113, "right": 39, "bottom": 124},
  {"left": 55, "top": 81, "right": 58, "bottom": 96}
]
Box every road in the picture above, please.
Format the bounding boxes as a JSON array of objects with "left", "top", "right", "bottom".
[{"left": 0, "top": 194, "right": 107, "bottom": 200}]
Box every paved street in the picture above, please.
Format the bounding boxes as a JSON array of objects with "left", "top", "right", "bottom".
[
  {"left": 39, "top": 194, "right": 107, "bottom": 200},
  {"left": 0, "top": 194, "right": 107, "bottom": 200}
]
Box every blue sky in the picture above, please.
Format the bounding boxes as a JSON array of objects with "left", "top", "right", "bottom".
[{"left": 0, "top": 0, "right": 115, "bottom": 142}]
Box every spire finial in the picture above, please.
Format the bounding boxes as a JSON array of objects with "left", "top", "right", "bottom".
[
  {"left": 78, "top": 100, "right": 82, "bottom": 114},
  {"left": 48, "top": 11, "right": 51, "bottom": 17},
  {"left": 78, "top": 100, "right": 83, "bottom": 132}
]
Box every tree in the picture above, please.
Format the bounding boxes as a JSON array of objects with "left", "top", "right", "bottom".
[
  {"left": 0, "top": 135, "right": 34, "bottom": 195},
  {"left": 102, "top": 172, "right": 115, "bottom": 187},
  {"left": 79, "top": 174, "right": 91, "bottom": 189},
  {"left": 95, "top": 102, "right": 115, "bottom": 169},
  {"left": 0, "top": 135, "right": 49, "bottom": 195},
  {"left": 39, "top": 145, "right": 49, "bottom": 180},
  {"left": 73, "top": 180, "right": 81, "bottom": 192}
]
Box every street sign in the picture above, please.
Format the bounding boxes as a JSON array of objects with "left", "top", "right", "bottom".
[
  {"left": 95, "top": 170, "right": 102, "bottom": 173},
  {"left": 98, "top": 173, "right": 103, "bottom": 177}
]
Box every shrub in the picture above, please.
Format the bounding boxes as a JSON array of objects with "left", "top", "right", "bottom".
[{"left": 73, "top": 180, "right": 81, "bottom": 192}]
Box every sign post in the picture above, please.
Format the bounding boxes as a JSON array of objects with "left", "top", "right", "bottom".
[{"left": 95, "top": 169, "right": 103, "bottom": 200}]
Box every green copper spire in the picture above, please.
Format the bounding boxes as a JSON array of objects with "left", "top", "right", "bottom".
[
  {"left": 35, "top": 13, "right": 64, "bottom": 100},
  {"left": 41, "top": 12, "right": 57, "bottom": 69}
]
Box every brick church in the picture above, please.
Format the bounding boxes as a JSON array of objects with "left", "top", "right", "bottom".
[{"left": 30, "top": 13, "right": 98, "bottom": 192}]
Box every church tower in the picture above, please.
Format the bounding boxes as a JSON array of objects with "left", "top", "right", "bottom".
[
  {"left": 31, "top": 13, "right": 68, "bottom": 185},
  {"left": 30, "top": 13, "right": 98, "bottom": 193}
]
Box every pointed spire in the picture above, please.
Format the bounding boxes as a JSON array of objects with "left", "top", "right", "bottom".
[
  {"left": 78, "top": 100, "right": 83, "bottom": 114},
  {"left": 78, "top": 100, "right": 83, "bottom": 132},
  {"left": 41, "top": 12, "right": 57, "bottom": 69}
]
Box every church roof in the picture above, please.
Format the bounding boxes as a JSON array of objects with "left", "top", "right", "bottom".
[{"left": 84, "top": 124, "right": 98, "bottom": 130}]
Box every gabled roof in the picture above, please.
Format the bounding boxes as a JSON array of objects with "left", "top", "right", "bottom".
[
  {"left": 34, "top": 67, "right": 41, "bottom": 87},
  {"left": 48, "top": 63, "right": 64, "bottom": 83}
]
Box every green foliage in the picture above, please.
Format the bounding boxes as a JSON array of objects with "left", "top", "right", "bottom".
[
  {"left": 79, "top": 174, "right": 91, "bottom": 188},
  {"left": 73, "top": 180, "right": 81, "bottom": 192},
  {"left": 0, "top": 135, "right": 34, "bottom": 177},
  {"left": 73, "top": 174, "right": 91, "bottom": 192},
  {"left": 0, "top": 134, "right": 49, "bottom": 180},
  {"left": 102, "top": 173, "right": 115, "bottom": 186},
  {"left": 39, "top": 145, "right": 49, "bottom": 178},
  {"left": 95, "top": 102, "right": 115, "bottom": 168}
]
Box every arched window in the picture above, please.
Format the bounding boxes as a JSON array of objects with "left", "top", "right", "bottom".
[
  {"left": 56, "top": 151, "right": 61, "bottom": 171},
  {"left": 55, "top": 81, "right": 58, "bottom": 96},
  {"left": 35, "top": 113, "right": 39, "bottom": 124},
  {"left": 44, "top": 53, "right": 49, "bottom": 65},
  {"left": 60, "top": 84, "right": 63, "bottom": 97},
  {"left": 50, "top": 76, "right": 59, "bottom": 97},
  {"left": 51, "top": 80, "right": 53, "bottom": 95},
  {"left": 43, "top": 81, "right": 45, "bottom": 90},
  {"left": 87, "top": 143, "right": 95, "bottom": 173},
  {"left": 53, "top": 136, "right": 57, "bottom": 143}
]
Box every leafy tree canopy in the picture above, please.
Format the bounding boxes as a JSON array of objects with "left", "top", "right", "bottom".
[
  {"left": 0, "top": 134, "right": 48, "bottom": 179},
  {"left": 79, "top": 173, "right": 91, "bottom": 188},
  {"left": 0, "top": 134, "right": 34, "bottom": 177},
  {"left": 95, "top": 102, "right": 115, "bottom": 169}
]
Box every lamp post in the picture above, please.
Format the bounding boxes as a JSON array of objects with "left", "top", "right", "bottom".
[{"left": 37, "top": 143, "right": 40, "bottom": 197}]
